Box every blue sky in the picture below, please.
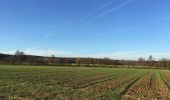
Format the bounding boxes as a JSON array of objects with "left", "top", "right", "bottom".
[{"left": 0, "top": 0, "right": 170, "bottom": 59}]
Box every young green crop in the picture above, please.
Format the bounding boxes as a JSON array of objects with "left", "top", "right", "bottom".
[{"left": 0, "top": 65, "right": 170, "bottom": 100}]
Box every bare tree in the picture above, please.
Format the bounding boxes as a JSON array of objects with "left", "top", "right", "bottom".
[
  {"left": 76, "top": 58, "right": 81, "bottom": 65},
  {"left": 15, "top": 50, "right": 24, "bottom": 56},
  {"left": 14, "top": 50, "right": 25, "bottom": 64},
  {"left": 148, "top": 55, "right": 154, "bottom": 61},
  {"left": 49, "top": 54, "right": 56, "bottom": 64},
  {"left": 138, "top": 57, "right": 145, "bottom": 66},
  {"left": 147, "top": 55, "right": 155, "bottom": 67},
  {"left": 159, "top": 58, "right": 167, "bottom": 68}
]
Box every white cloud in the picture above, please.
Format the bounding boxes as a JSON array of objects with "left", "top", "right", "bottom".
[
  {"left": 1, "top": 49, "right": 170, "bottom": 60},
  {"left": 69, "top": 51, "right": 170, "bottom": 60},
  {"left": 24, "top": 49, "right": 72, "bottom": 57},
  {"left": 1, "top": 50, "right": 16, "bottom": 55},
  {"left": 1, "top": 48, "right": 72, "bottom": 57}
]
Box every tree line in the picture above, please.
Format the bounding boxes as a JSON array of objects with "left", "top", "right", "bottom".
[{"left": 0, "top": 51, "right": 170, "bottom": 68}]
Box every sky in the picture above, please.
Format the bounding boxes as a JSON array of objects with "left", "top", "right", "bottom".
[{"left": 0, "top": 0, "right": 170, "bottom": 60}]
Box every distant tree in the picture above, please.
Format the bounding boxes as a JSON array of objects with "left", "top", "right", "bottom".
[
  {"left": 51, "top": 54, "right": 55, "bottom": 58},
  {"left": 14, "top": 50, "right": 25, "bottom": 64},
  {"left": 159, "top": 58, "right": 167, "bottom": 68},
  {"left": 76, "top": 58, "right": 81, "bottom": 65},
  {"left": 138, "top": 57, "right": 145, "bottom": 61},
  {"left": 27, "top": 56, "right": 34, "bottom": 65},
  {"left": 138, "top": 57, "right": 145, "bottom": 66},
  {"left": 49, "top": 54, "right": 56, "bottom": 64},
  {"left": 148, "top": 55, "right": 154, "bottom": 61},
  {"left": 166, "top": 60, "right": 170, "bottom": 68},
  {"left": 15, "top": 51, "right": 20, "bottom": 56},
  {"left": 15, "top": 50, "right": 25, "bottom": 56},
  {"left": 103, "top": 57, "right": 112, "bottom": 65},
  {"left": 147, "top": 55, "right": 155, "bottom": 67},
  {"left": 119, "top": 59, "right": 125, "bottom": 66}
]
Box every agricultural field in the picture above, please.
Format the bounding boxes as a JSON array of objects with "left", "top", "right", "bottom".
[{"left": 0, "top": 65, "right": 170, "bottom": 100}]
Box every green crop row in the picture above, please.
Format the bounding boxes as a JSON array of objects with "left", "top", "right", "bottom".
[{"left": 0, "top": 65, "right": 170, "bottom": 100}]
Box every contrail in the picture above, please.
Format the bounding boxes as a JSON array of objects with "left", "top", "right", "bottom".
[
  {"left": 77, "top": 0, "right": 116, "bottom": 23},
  {"left": 97, "top": 0, "right": 134, "bottom": 19},
  {"left": 42, "top": 32, "right": 54, "bottom": 39},
  {"left": 92, "top": 26, "right": 133, "bottom": 37},
  {"left": 146, "top": 17, "right": 170, "bottom": 24},
  {"left": 92, "top": 16, "right": 170, "bottom": 37}
]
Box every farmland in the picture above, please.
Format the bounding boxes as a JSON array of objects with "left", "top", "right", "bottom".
[{"left": 0, "top": 65, "right": 170, "bottom": 100}]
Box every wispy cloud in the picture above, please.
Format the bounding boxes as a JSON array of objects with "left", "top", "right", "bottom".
[
  {"left": 93, "top": 16, "right": 170, "bottom": 37},
  {"left": 146, "top": 17, "right": 170, "bottom": 24},
  {"left": 42, "top": 32, "right": 55, "bottom": 39},
  {"left": 77, "top": 0, "right": 116, "bottom": 23},
  {"left": 95, "top": 0, "right": 135, "bottom": 21},
  {"left": 92, "top": 27, "right": 132, "bottom": 37}
]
